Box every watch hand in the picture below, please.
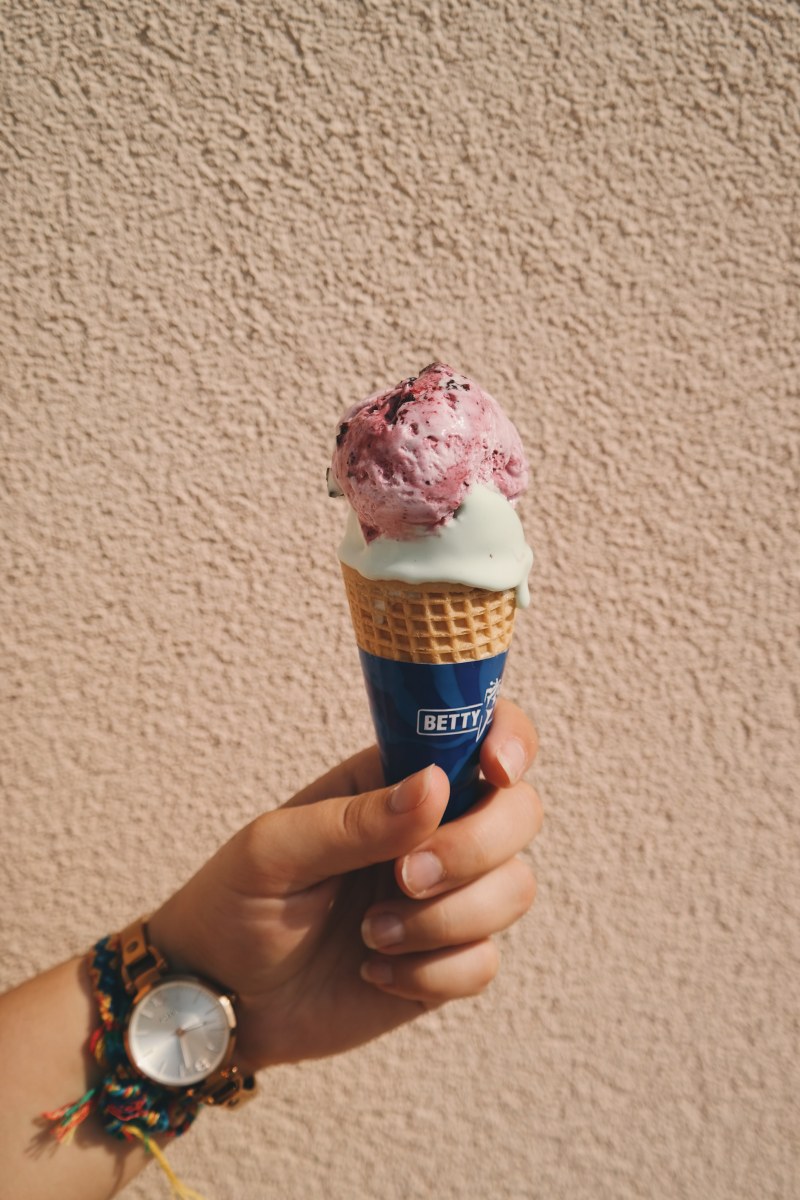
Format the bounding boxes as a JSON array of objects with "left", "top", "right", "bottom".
[{"left": 179, "top": 1034, "right": 193, "bottom": 1070}]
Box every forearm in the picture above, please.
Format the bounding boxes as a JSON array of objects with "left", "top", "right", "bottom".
[{"left": 0, "top": 957, "right": 150, "bottom": 1200}]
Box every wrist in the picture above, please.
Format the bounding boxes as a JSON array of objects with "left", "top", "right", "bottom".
[{"left": 146, "top": 890, "right": 205, "bottom": 975}]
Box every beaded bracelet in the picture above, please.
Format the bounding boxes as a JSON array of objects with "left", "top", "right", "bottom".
[{"left": 43, "top": 933, "right": 206, "bottom": 1199}]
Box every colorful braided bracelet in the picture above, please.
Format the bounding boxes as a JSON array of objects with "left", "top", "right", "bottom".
[{"left": 43, "top": 933, "right": 206, "bottom": 1199}]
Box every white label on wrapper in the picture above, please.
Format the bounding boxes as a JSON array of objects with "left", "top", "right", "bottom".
[{"left": 418, "top": 706, "right": 483, "bottom": 736}]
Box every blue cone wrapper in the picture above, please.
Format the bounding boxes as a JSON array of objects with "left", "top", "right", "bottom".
[{"left": 358, "top": 649, "right": 508, "bottom": 822}]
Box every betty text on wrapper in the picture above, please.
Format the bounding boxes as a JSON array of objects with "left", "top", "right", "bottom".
[{"left": 416, "top": 677, "right": 502, "bottom": 742}]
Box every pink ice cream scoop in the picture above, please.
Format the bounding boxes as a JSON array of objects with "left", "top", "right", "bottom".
[{"left": 329, "top": 362, "right": 528, "bottom": 541}]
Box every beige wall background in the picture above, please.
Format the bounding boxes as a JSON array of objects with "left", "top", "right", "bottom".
[{"left": 2, "top": 1, "right": 798, "bottom": 1197}]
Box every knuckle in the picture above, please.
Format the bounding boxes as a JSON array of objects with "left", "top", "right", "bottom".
[
  {"left": 460, "top": 821, "right": 494, "bottom": 877},
  {"left": 490, "top": 858, "right": 536, "bottom": 929},
  {"left": 429, "top": 901, "right": 454, "bottom": 948},
  {"left": 229, "top": 814, "right": 293, "bottom": 894},
  {"left": 340, "top": 792, "right": 372, "bottom": 844},
  {"left": 410, "top": 902, "right": 453, "bottom": 955},
  {"left": 529, "top": 722, "right": 540, "bottom": 760},
  {"left": 474, "top": 941, "right": 500, "bottom": 992},
  {"left": 235, "top": 817, "right": 268, "bottom": 878},
  {"left": 513, "top": 859, "right": 537, "bottom": 915},
  {"left": 518, "top": 781, "right": 544, "bottom": 839}
]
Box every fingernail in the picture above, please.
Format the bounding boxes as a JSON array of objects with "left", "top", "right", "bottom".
[
  {"left": 401, "top": 851, "right": 444, "bottom": 896},
  {"left": 497, "top": 738, "right": 527, "bottom": 785},
  {"left": 361, "top": 914, "right": 404, "bottom": 949},
  {"left": 360, "top": 959, "right": 393, "bottom": 985},
  {"left": 389, "top": 764, "right": 433, "bottom": 814}
]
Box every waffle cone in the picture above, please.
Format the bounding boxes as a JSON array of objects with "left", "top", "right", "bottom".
[{"left": 341, "top": 562, "right": 516, "bottom": 665}]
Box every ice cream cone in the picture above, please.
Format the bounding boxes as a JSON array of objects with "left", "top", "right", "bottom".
[
  {"left": 341, "top": 563, "right": 517, "bottom": 820},
  {"left": 330, "top": 362, "right": 532, "bottom": 821},
  {"left": 340, "top": 564, "right": 516, "bottom": 664}
]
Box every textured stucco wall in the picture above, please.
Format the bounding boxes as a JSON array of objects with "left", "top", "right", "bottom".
[{"left": 2, "top": 1, "right": 798, "bottom": 1198}]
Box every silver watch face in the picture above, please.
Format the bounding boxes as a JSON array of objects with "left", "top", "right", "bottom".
[{"left": 127, "top": 976, "right": 235, "bottom": 1087}]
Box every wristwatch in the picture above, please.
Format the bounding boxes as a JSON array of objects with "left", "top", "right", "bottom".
[{"left": 119, "top": 918, "right": 256, "bottom": 1109}]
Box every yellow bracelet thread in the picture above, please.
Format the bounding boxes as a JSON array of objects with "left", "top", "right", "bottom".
[{"left": 124, "top": 1125, "right": 210, "bottom": 1200}]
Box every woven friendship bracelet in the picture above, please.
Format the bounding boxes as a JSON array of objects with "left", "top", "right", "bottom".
[
  {"left": 42, "top": 934, "right": 208, "bottom": 1199},
  {"left": 44, "top": 934, "right": 202, "bottom": 1144}
]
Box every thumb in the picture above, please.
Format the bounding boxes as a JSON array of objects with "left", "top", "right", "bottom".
[{"left": 236, "top": 765, "right": 449, "bottom": 894}]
